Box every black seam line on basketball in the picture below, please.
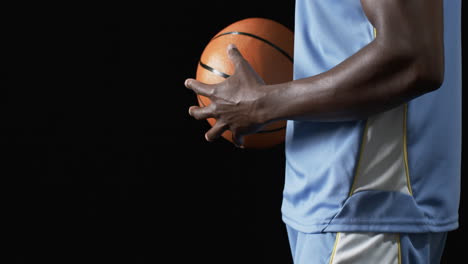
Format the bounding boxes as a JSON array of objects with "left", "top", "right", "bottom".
[
  {"left": 213, "top": 31, "right": 293, "bottom": 62},
  {"left": 196, "top": 95, "right": 286, "bottom": 134},
  {"left": 199, "top": 61, "right": 230, "bottom": 79}
]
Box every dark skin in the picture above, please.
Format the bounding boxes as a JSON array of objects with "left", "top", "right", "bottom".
[{"left": 185, "top": 0, "right": 444, "bottom": 147}]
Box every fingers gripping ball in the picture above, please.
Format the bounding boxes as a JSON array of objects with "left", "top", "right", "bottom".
[{"left": 195, "top": 17, "right": 294, "bottom": 149}]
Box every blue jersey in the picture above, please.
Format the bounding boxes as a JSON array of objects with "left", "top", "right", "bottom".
[{"left": 282, "top": 0, "right": 462, "bottom": 233}]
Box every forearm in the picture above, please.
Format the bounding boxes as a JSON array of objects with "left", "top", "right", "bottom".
[{"left": 259, "top": 41, "right": 437, "bottom": 123}]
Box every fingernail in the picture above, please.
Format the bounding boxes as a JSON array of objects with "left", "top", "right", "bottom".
[{"left": 228, "top": 43, "right": 236, "bottom": 50}]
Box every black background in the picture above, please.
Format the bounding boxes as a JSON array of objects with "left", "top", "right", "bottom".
[{"left": 6, "top": 1, "right": 465, "bottom": 263}]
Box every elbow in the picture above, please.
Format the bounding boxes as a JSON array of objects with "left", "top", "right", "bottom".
[
  {"left": 381, "top": 35, "right": 445, "bottom": 95},
  {"left": 413, "top": 60, "right": 444, "bottom": 93},
  {"left": 408, "top": 46, "right": 445, "bottom": 94},
  {"left": 400, "top": 55, "right": 445, "bottom": 97}
]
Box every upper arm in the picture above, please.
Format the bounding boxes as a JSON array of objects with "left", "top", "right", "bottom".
[{"left": 360, "top": 0, "right": 445, "bottom": 86}]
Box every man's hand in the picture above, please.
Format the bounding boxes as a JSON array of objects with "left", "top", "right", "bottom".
[{"left": 185, "top": 44, "right": 268, "bottom": 147}]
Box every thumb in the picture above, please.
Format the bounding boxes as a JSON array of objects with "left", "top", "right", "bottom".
[
  {"left": 226, "top": 43, "right": 265, "bottom": 85},
  {"left": 227, "top": 44, "right": 246, "bottom": 67}
]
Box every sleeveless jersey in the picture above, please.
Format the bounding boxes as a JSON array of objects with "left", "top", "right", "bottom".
[{"left": 282, "top": 0, "right": 462, "bottom": 233}]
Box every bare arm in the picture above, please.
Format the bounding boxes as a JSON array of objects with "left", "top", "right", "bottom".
[{"left": 185, "top": 0, "right": 444, "bottom": 146}]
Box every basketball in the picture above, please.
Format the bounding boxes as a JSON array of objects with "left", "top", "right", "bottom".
[{"left": 195, "top": 17, "right": 294, "bottom": 149}]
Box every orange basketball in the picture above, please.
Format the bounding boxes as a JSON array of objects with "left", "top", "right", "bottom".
[{"left": 195, "top": 17, "right": 294, "bottom": 149}]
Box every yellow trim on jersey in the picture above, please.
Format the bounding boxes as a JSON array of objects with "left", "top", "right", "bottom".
[
  {"left": 403, "top": 104, "right": 413, "bottom": 195},
  {"left": 328, "top": 232, "right": 341, "bottom": 264},
  {"left": 397, "top": 234, "right": 402, "bottom": 264}
]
